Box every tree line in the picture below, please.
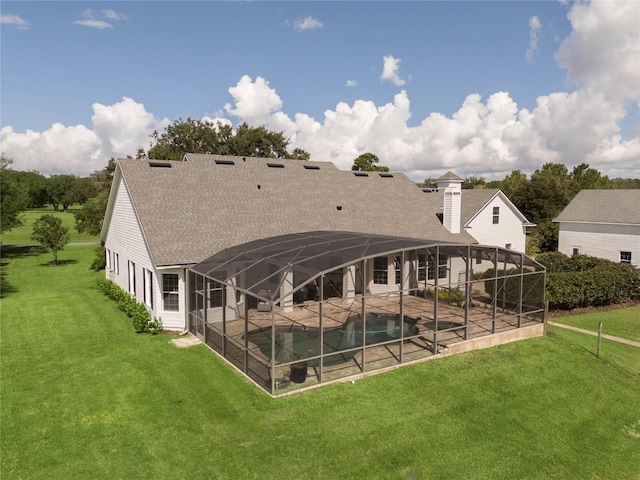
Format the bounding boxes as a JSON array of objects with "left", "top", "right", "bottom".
[
  {"left": 1, "top": 156, "right": 98, "bottom": 232},
  {"left": 2, "top": 119, "right": 638, "bottom": 256}
]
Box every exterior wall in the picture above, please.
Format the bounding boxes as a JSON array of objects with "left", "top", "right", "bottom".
[
  {"left": 558, "top": 222, "right": 640, "bottom": 267},
  {"left": 367, "top": 256, "right": 398, "bottom": 295},
  {"left": 466, "top": 196, "right": 527, "bottom": 252},
  {"left": 103, "top": 177, "right": 186, "bottom": 330},
  {"left": 156, "top": 267, "right": 187, "bottom": 329},
  {"left": 443, "top": 188, "right": 462, "bottom": 234}
]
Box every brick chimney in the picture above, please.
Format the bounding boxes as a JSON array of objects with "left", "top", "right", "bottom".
[{"left": 437, "top": 171, "right": 463, "bottom": 234}]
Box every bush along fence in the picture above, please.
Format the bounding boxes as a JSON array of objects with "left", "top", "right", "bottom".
[
  {"left": 536, "top": 252, "right": 640, "bottom": 310},
  {"left": 97, "top": 278, "right": 163, "bottom": 334},
  {"left": 417, "top": 287, "right": 465, "bottom": 307}
]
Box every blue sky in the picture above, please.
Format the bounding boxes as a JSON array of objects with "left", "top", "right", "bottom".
[{"left": 1, "top": 1, "right": 639, "bottom": 180}]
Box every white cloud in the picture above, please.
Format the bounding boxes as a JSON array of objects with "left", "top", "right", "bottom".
[
  {"left": 92, "top": 97, "right": 162, "bottom": 156},
  {"left": 346, "top": 80, "right": 357, "bottom": 88},
  {"left": 293, "top": 16, "right": 323, "bottom": 32},
  {"left": 555, "top": 0, "right": 640, "bottom": 104},
  {"left": 0, "top": 14, "right": 29, "bottom": 29},
  {"left": 1, "top": 124, "right": 102, "bottom": 175},
  {"left": 380, "top": 55, "right": 405, "bottom": 86},
  {"left": 0, "top": 98, "right": 168, "bottom": 176},
  {"left": 526, "top": 16, "right": 542, "bottom": 62},
  {"left": 102, "top": 9, "right": 128, "bottom": 21},
  {"left": 224, "top": 75, "right": 283, "bottom": 126},
  {"left": 73, "top": 9, "right": 127, "bottom": 29},
  {"left": 73, "top": 20, "right": 112, "bottom": 30}
]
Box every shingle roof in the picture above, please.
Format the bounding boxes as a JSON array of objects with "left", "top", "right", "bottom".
[
  {"left": 553, "top": 189, "right": 640, "bottom": 224},
  {"left": 423, "top": 188, "right": 533, "bottom": 226},
  {"left": 114, "top": 155, "right": 476, "bottom": 266},
  {"left": 437, "top": 171, "right": 463, "bottom": 182},
  {"left": 459, "top": 189, "right": 500, "bottom": 224}
]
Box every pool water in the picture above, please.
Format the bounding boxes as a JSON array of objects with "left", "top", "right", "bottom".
[{"left": 247, "top": 313, "right": 420, "bottom": 366}]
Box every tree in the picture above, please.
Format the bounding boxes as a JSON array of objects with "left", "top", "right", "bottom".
[
  {"left": 31, "top": 214, "right": 70, "bottom": 265},
  {"left": 0, "top": 156, "right": 29, "bottom": 233},
  {"left": 15, "top": 170, "right": 48, "bottom": 208},
  {"left": 489, "top": 169, "right": 528, "bottom": 200},
  {"left": 74, "top": 177, "right": 97, "bottom": 205},
  {"left": 351, "top": 153, "right": 389, "bottom": 172},
  {"left": 462, "top": 175, "right": 486, "bottom": 189},
  {"left": 571, "top": 163, "right": 613, "bottom": 194},
  {"left": 611, "top": 177, "right": 640, "bottom": 189},
  {"left": 46, "top": 174, "right": 78, "bottom": 212},
  {"left": 417, "top": 177, "right": 438, "bottom": 189},
  {"left": 74, "top": 158, "right": 116, "bottom": 236},
  {"left": 147, "top": 118, "right": 309, "bottom": 160},
  {"left": 290, "top": 148, "right": 311, "bottom": 160}
]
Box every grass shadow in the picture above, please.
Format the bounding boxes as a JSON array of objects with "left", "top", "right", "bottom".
[
  {"left": 0, "top": 268, "right": 18, "bottom": 297},
  {"left": 0, "top": 245, "right": 45, "bottom": 260},
  {"left": 38, "top": 259, "right": 79, "bottom": 267}
]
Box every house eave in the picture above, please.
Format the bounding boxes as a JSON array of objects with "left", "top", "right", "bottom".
[{"left": 554, "top": 219, "right": 640, "bottom": 227}]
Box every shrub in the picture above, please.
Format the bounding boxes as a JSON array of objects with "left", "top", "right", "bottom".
[
  {"left": 477, "top": 267, "right": 544, "bottom": 310},
  {"left": 147, "top": 317, "right": 164, "bottom": 335},
  {"left": 90, "top": 246, "right": 106, "bottom": 271},
  {"left": 418, "top": 288, "right": 465, "bottom": 306},
  {"left": 537, "top": 253, "right": 640, "bottom": 310},
  {"left": 97, "top": 278, "right": 153, "bottom": 333}
]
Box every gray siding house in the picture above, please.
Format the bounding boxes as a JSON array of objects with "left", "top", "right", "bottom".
[{"left": 554, "top": 189, "right": 640, "bottom": 267}]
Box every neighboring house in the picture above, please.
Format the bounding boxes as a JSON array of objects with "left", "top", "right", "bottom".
[
  {"left": 425, "top": 172, "right": 535, "bottom": 253},
  {"left": 554, "top": 189, "right": 640, "bottom": 267},
  {"left": 100, "top": 156, "right": 532, "bottom": 330}
]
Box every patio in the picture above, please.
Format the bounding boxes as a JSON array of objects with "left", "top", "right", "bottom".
[{"left": 187, "top": 231, "right": 546, "bottom": 395}]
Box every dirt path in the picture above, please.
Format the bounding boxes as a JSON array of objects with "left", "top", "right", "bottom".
[{"left": 547, "top": 321, "right": 640, "bottom": 348}]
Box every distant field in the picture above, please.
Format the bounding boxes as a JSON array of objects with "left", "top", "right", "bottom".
[
  {"left": 1, "top": 245, "right": 639, "bottom": 479},
  {"left": 552, "top": 306, "right": 640, "bottom": 342},
  {"left": 0, "top": 207, "right": 99, "bottom": 246}
]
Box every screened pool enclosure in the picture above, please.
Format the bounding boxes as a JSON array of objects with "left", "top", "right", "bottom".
[{"left": 187, "top": 231, "right": 546, "bottom": 395}]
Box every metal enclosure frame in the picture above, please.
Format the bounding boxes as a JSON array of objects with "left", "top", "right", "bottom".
[{"left": 187, "top": 231, "right": 546, "bottom": 396}]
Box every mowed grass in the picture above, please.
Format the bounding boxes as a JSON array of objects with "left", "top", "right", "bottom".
[
  {"left": 552, "top": 306, "right": 640, "bottom": 342},
  {"left": 0, "top": 207, "right": 99, "bottom": 246},
  {"left": 1, "top": 247, "right": 640, "bottom": 480}
]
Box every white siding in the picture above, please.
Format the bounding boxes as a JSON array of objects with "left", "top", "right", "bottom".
[
  {"left": 466, "top": 196, "right": 527, "bottom": 252},
  {"left": 443, "top": 189, "right": 462, "bottom": 233},
  {"left": 558, "top": 222, "right": 640, "bottom": 267},
  {"left": 157, "top": 268, "right": 186, "bottom": 329},
  {"left": 103, "top": 177, "right": 186, "bottom": 330}
]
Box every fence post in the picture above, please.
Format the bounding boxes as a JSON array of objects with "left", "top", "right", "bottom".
[{"left": 597, "top": 322, "right": 603, "bottom": 358}]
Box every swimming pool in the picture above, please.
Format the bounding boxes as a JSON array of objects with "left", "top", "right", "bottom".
[{"left": 247, "top": 313, "right": 420, "bottom": 366}]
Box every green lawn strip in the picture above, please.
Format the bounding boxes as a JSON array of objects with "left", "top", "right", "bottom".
[
  {"left": 551, "top": 306, "right": 640, "bottom": 342},
  {"left": 2, "top": 247, "right": 640, "bottom": 479},
  {"left": 0, "top": 207, "right": 98, "bottom": 246},
  {"left": 546, "top": 323, "right": 640, "bottom": 377}
]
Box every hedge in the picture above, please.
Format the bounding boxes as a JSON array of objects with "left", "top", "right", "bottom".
[
  {"left": 537, "top": 252, "right": 640, "bottom": 310},
  {"left": 96, "top": 278, "right": 163, "bottom": 334}
]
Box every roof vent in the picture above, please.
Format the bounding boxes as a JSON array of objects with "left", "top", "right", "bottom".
[
  {"left": 303, "top": 164, "right": 320, "bottom": 170},
  {"left": 215, "top": 159, "right": 235, "bottom": 165},
  {"left": 353, "top": 172, "right": 369, "bottom": 177},
  {"left": 267, "top": 163, "right": 284, "bottom": 168},
  {"left": 379, "top": 173, "right": 394, "bottom": 178},
  {"left": 148, "top": 161, "right": 172, "bottom": 168},
  {"left": 336, "top": 205, "right": 343, "bottom": 211}
]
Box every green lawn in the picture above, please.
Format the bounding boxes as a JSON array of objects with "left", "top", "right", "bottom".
[
  {"left": 2, "top": 246, "right": 639, "bottom": 479},
  {"left": 551, "top": 307, "right": 640, "bottom": 342},
  {"left": 0, "top": 207, "right": 99, "bottom": 246}
]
